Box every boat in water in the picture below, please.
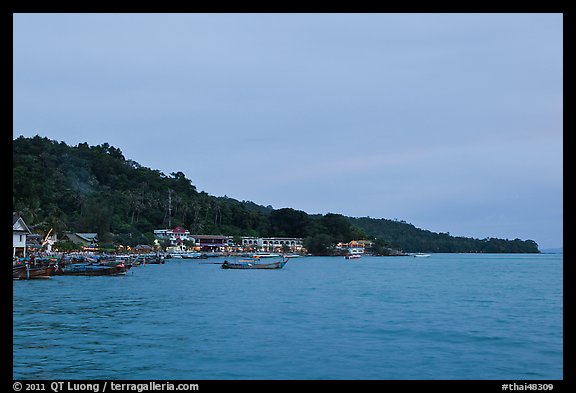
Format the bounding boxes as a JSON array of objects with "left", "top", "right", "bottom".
[
  {"left": 221, "top": 256, "right": 289, "bottom": 269},
  {"left": 54, "top": 262, "right": 130, "bottom": 276},
  {"left": 132, "top": 253, "right": 165, "bottom": 264},
  {"left": 13, "top": 264, "right": 52, "bottom": 279},
  {"left": 410, "top": 253, "right": 431, "bottom": 258},
  {"left": 251, "top": 252, "right": 281, "bottom": 259},
  {"left": 345, "top": 254, "right": 361, "bottom": 260}
]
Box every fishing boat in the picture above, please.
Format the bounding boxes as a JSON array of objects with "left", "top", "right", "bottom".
[
  {"left": 345, "top": 254, "right": 361, "bottom": 260},
  {"left": 55, "top": 262, "right": 129, "bottom": 276},
  {"left": 13, "top": 264, "right": 52, "bottom": 279},
  {"left": 251, "top": 252, "right": 281, "bottom": 259},
  {"left": 221, "top": 256, "right": 289, "bottom": 269},
  {"left": 133, "top": 253, "right": 164, "bottom": 264}
]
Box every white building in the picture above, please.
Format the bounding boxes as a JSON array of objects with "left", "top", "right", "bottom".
[
  {"left": 154, "top": 226, "right": 192, "bottom": 250},
  {"left": 336, "top": 240, "right": 373, "bottom": 254},
  {"left": 13, "top": 213, "right": 32, "bottom": 258},
  {"left": 238, "top": 236, "right": 303, "bottom": 252}
]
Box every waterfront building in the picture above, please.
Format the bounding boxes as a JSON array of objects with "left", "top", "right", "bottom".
[
  {"left": 336, "top": 240, "right": 374, "bottom": 254},
  {"left": 13, "top": 212, "right": 32, "bottom": 258},
  {"left": 61, "top": 232, "right": 99, "bottom": 248},
  {"left": 190, "top": 235, "right": 229, "bottom": 252},
  {"left": 260, "top": 237, "right": 304, "bottom": 252},
  {"left": 153, "top": 226, "right": 191, "bottom": 250},
  {"left": 152, "top": 228, "right": 304, "bottom": 254},
  {"left": 235, "top": 236, "right": 304, "bottom": 253},
  {"left": 238, "top": 236, "right": 260, "bottom": 251}
]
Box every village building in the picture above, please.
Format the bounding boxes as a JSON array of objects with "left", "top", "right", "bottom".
[
  {"left": 336, "top": 240, "right": 374, "bottom": 254},
  {"left": 61, "top": 232, "right": 99, "bottom": 249},
  {"left": 190, "top": 235, "right": 229, "bottom": 252},
  {"left": 13, "top": 212, "right": 32, "bottom": 257},
  {"left": 258, "top": 237, "right": 304, "bottom": 252},
  {"left": 152, "top": 226, "right": 305, "bottom": 253},
  {"left": 153, "top": 226, "right": 191, "bottom": 251},
  {"left": 234, "top": 236, "right": 303, "bottom": 252}
]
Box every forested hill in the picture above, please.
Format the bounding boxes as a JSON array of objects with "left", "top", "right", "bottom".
[
  {"left": 347, "top": 217, "right": 539, "bottom": 253},
  {"left": 13, "top": 135, "right": 539, "bottom": 253}
]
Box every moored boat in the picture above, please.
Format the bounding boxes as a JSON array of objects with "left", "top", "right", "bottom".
[
  {"left": 221, "top": 256, "right": 289, "bottom": 269},
  {"left": 252, "top": 252, "right": 281, "bottom": 259},
  {"left": 13, "top": 264, "right": 52, "bottom": 279},
  {"left": 55, "top": 262, "right": 129, "bottom": 276},
  {"left": 133, "top": 253, "right": 164, "bottom": 264}
]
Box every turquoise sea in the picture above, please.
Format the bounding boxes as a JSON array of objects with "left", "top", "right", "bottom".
[{"left": 13, "top": 253, "right": 563, "bottom": 380}]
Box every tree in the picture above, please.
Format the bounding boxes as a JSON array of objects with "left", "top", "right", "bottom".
[
  {"left": 321, "top": 213, "right": 354, "bottom": 242},
  {"left": 269, "top": 208, "right": 310, "bottom": 237},
  {"left": 304, "top": 234, "right": 334, "bottom": 255},
  {"left": 12, "top": 136, "right": 541, "bottom": 254}
]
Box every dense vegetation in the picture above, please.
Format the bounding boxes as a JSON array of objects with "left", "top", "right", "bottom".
[{"left": 13, "top": 135, "right": 539, "bottom": 253}]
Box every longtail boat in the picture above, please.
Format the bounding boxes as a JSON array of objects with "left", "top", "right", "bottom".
[
  {"left": 55, "top": 262, "right": 130, "bottom": 276},
  {"left": 221, "top": 256, "right": 288, "bottom": 269},
  {"left": 13, "top": 264, "right": 52, "bottom": 279}
]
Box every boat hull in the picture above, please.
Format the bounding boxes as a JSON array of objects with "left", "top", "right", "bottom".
[
  {"left": 55, "top": 263, "right": 129, "bottom": 276},
  {"left": 13, "top": 265, "right": 52, "bottom": 279},
  {"left": 221, "top": 259, "right": 288, "bottom": 269}
]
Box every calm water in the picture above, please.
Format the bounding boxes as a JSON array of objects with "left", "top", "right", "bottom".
[{"left": 13, "top": 254, "right": 563, "bottom": 380}]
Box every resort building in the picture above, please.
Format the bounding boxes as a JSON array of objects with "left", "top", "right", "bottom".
[
  {"left": 153, "top": 226, "right": 191, "bottom": 250},
  {"left": 13, "top": 213, "right": 32, "bottom": 257},
  {"left": 235, "top": 236, "right": 304, "bottom": 253},
  {"left": 259, "top": 237, "right": 304, "bottom": 252},
  {"left": 152, "top": 226, "right": 304, "bottom": 253},
  {"left": 189, "top": 235, "right": 229, "bottom": 252},
  {"left": 336, "top": 240, "right": 374, "bottom": 254},
  {"left": 237, "top": 236, "right": 260, "bottom": 250}
]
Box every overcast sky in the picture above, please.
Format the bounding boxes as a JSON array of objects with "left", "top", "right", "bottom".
[{"left": 13, "top": 13, "right": 563, "bottom": 249}]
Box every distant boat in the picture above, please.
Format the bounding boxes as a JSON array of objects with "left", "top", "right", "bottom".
[
  {"left": 133, "top": 253, "right": 165, "bottom": 264},
  {"left": 252, "top": 252, "right": 281, "bottom": 259},
  {"left": 345, "top": 254, "right": 361, "bottom": 260},
  {"left": 411, "top": 253, "right": 431, "bottom": 258},
  {"left": 221, "top": 256, "right": 289, "bottom": 269}
]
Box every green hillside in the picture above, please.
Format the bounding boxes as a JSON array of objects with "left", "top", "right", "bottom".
[{"left": 13, "top": 135, "right": 539, "bottom": 253}]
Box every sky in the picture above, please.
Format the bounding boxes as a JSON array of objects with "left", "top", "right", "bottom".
[{"left": 12, "top": 13, "right": 563, "bottom": 249}]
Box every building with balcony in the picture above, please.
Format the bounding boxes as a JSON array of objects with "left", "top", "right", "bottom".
[
  {"left": 154, "top": 226, "right": 191, "bottom": 250},
  {"left": 13, "top": 213, "right": 32, "bottom": 258},
  {"left": 237, "top": 236, "right": 304, "bottom": 252}
]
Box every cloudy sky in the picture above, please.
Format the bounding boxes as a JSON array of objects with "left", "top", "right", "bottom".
[{"left": 13, "top": 13, "right": 563, "bottom": 249}]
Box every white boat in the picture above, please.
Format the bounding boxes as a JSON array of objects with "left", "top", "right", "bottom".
[
  {"left": 222, "top": 256, "right": 289, "bottom": 269},
  {"left": 252, "top": 252, "right": 281, "bottom": 259},
  {"left": 411, "top": 253, "right": 431, "bottom": 258}
]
